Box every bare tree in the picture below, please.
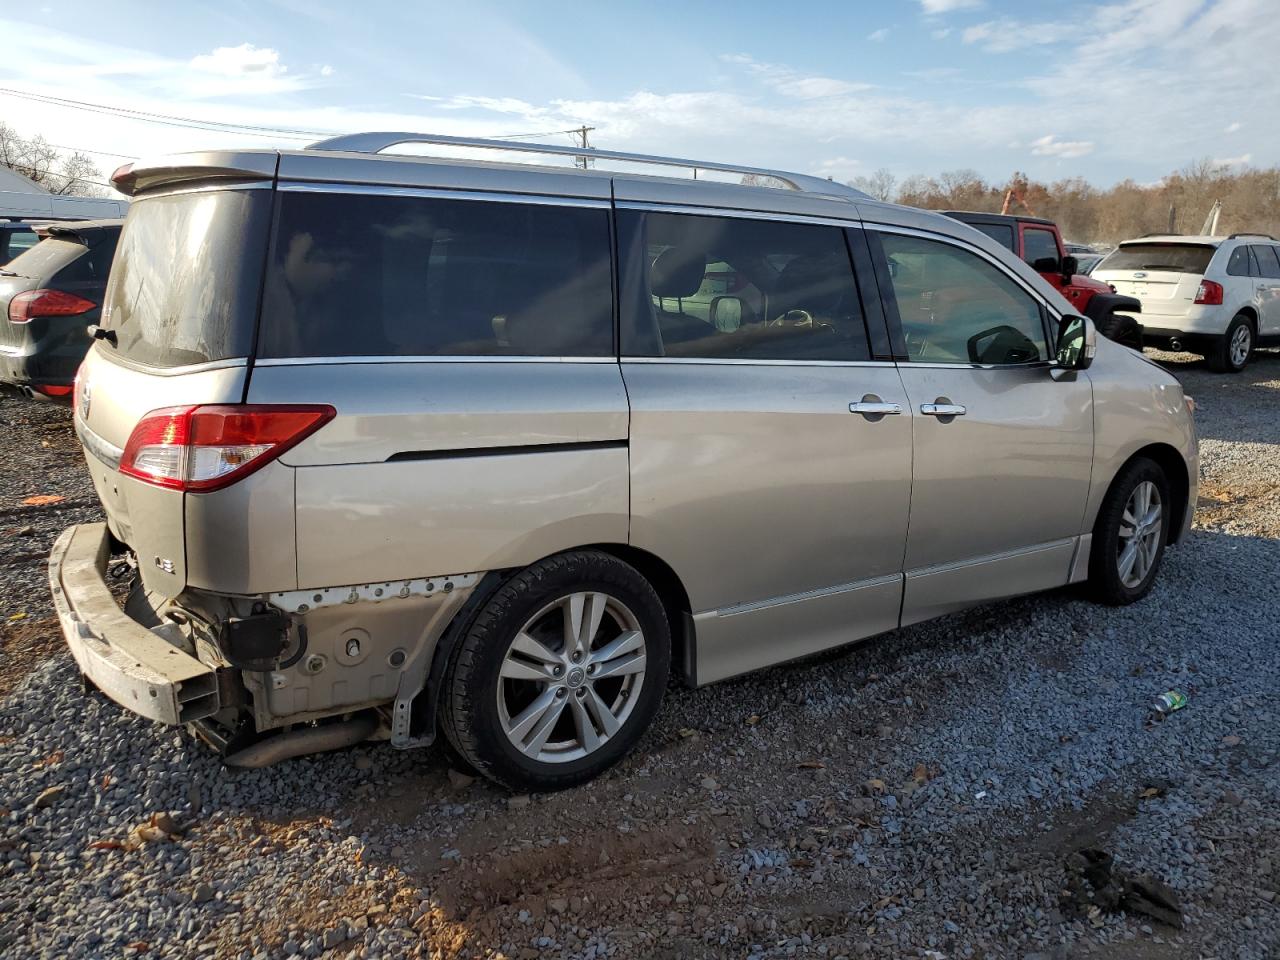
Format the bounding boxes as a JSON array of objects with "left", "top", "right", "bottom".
[
  {"left": 849, "top": 167, "right": 897, "bottom": 202},
  {"left": 0, "top": 122, "right": 107, "bottom": 198}
]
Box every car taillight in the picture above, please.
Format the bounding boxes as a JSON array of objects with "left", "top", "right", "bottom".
[
  {"left": 1194, "top": 279, "right": 1223, "bottom": 305},
  {"left": 32, "top": 384, "right": 73, "bottom": 398},
  {"left": 8, "top": 289, "right": 98, "bottom": 323},
  {"left": 119, "top": 405, "right": 335, "bottom": 492}
]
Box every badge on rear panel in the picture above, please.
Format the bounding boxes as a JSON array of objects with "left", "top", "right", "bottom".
[
  {"left": 154, "top": 556, "right": 175, "bottom": 575},
  {"left": 78, "top": 379, "right": 92, "bottom": 419}
]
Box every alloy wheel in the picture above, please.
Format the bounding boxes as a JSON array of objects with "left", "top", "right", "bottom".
[
  {"left": 496, "top": 592, "right": 647, "bottom": 763},
  {"left": 1117, "top": 480, "right": 1163, "bottom": 588},
  {"left": 1230, "top": 324, "right": 1252, "bottom": 368}
]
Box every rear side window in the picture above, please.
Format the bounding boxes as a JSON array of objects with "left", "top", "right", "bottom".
[
  {"left": 1101, "top": 243, "right": 1215, "bottom": 274},
  {"left": 617, "top": 210, "right": 871, "bottom": 361},
  {"left": 1250, "top": 245, "right": 1280, "bottom": 279},
  {"left": 968, "top": 222, "right": 1015, "bottom": 252},
  {"left": 258, "top": 192, "right": 613, "bottom": 359},
  {"left": 105, "top": 190, "right": 270, "bottom": 367},
  {"left": 1226, "top": 246, "right": 1255, "bottom": 277},
  {"left": 2, "top": 227, "right": 37, "bottom": 263}
]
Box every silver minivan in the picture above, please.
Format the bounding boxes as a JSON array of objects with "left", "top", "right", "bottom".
[{"left": 50, "top": 135, "right": 1198, "bottom": 790}]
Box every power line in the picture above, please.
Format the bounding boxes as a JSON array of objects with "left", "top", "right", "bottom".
[{"left": 0, "top": 87, "right": 328, "bottom": 139}]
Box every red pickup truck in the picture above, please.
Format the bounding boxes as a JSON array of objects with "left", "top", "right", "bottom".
[{"left": 944, "top": 211, "right": 1143, "bottom": 349}]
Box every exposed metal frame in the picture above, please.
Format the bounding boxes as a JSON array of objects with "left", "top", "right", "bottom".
[{"left": 306, "top": 132, "right": 870, "bottom": 202}]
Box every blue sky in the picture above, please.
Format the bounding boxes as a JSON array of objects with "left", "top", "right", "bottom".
[{"left": 0, "top": 0, "right": 1273, "bottom": 194}]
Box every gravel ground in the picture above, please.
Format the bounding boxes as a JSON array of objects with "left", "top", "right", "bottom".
[{"left": 1, "top": 351, "right": 1279, "bottom": 960}]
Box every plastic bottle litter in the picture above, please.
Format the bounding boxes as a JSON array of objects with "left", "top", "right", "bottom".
[{"left": 1151, "top": 690, "right": 1188, "bottom": 720}]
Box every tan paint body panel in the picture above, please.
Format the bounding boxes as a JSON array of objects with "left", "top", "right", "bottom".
[
  {"left": 252, "top": 361, "right": 629, "bottom": 466},
  {"left": 623, "top": 361, "right": 912, "bottom": 684},
  {"left": 294, "top": 447, "right": 629, "bottom": 587}
]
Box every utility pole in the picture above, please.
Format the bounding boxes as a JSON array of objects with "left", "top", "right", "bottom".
[{"left": 572, "top": 125, "right": 595, "bottom": 169}]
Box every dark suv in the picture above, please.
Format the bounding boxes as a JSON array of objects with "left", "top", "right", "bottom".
[{"left": 0, "top": 219, "right": 121, "bottom": 401}]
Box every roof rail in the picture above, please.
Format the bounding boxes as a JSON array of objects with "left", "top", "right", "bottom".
[
  {"left": 305, "top": 132, "right": 871, "bottom": 202},
  {"left": 1139, "top": 232, "right": 1180, "bottom": 237},
  {"left": 1228, "top": 232, "right": 1279, "bottom": 241}
]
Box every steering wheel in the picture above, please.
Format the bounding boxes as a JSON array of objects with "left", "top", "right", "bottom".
[{"left": 770, "top": 309, "right": 816, "bottom": 328}]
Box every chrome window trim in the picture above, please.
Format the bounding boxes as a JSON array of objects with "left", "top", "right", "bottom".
[
  {"left": 697, "top": 572, "right": 901, "bottom": 620},
  {"left": 905, "top": 360, "right": 1057, "bottom": 372},
  {"left": 90, "top": 348, "right": 249, "bottom": 377},
  {"left": 277, "top": 181, "right": 611, "bottom": 209},
  {"left": 623, "top": 357, "right": 893, "bottom": 368},
  {"left": 615, "top": 200, "right": 862, "bottom": 230},
  {"left": 253, "top": 355, "right": 617, "bottom": 367}
]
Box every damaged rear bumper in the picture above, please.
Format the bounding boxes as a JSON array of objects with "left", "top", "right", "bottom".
[{"left": 48, "top": 522, "right": 219, "bottom": 725}]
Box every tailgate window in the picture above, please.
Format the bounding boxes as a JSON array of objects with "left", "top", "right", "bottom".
[
  {"left": 258, "top": 191, "right": 613, "bottom": 358},
  {"left": 103, "top": 190, "right": 270, "bottom": 367},
  {"left": 1101, "top": 243, "right": 1215, "bottom": 274}
]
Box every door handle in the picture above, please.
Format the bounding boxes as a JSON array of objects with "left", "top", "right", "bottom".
[
  {"left": 920, "top": 402, "right": 967, "bottom": 417},
  {"left": 849, "top": 396, "right": 902, "bottom": 419}
]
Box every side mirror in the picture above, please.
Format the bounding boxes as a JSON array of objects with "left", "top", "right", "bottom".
[
  {"left": 1032, "top": 256, "right": 1061, "bottom": 273},
  {"left": 1061, "top": 255, "right": 1079, "bottom": 279},
  {"left": 1055, "top": 314, "right": 1096, "bottom": 370}
]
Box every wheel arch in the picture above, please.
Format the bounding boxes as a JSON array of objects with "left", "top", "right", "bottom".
[{"left": 1105, "top": 443, "right": 1191, "bottom": 546}]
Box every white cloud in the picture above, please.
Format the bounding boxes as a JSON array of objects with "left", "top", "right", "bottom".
[
  {"left": 868, "top": 28, "right": 889, "bottom": 42},
  {"left": 931, "top": 28, "right": 952, "bottom": 39},
  {"left": 1214, "top": 152, "right": 1251, "bottom": 167},
  {"left": 719, "top": 54, "right": 872, "bottom": 99},
  {"left": 320, "top": 64, "right": 334, "bottom": 78},
  {"left": 1030, "top": 134, "right": 1095, "bottom": 159},
  {"left": 190, "top": 43, "right": 287, "bottom": 80},
  {"left": 918, "top": 0, "right": 983, "bottom": 12},
  {"left": 1225, "top": 121, "right": 1241, "bottom": 133},
  {"left": 962, "top": 19, "right": 1062, "bottom": 52}
]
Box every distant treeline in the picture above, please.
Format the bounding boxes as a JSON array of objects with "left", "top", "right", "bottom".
[{"left": 849, "top": 160, "right": 1280, "bottom": 246}]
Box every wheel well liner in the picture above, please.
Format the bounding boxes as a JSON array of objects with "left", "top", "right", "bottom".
[{"left": 1084, "top": 292, "right": 1143, "bottom": 322}]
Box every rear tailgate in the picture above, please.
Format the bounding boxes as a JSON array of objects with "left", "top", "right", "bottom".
[
  {"left": 1093, "top": 242, "right": 1216, "bottom": 319},
  {"left": 75, "top": 187, "right": 272, "bottom": 598}
]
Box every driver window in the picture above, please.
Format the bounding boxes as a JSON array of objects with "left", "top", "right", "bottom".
[
  {"left": 619, "top": 210, "right": 871, "bottom": 361},
  {"left": 879, "top": 232, "right": 1048, "bottom": 365}
]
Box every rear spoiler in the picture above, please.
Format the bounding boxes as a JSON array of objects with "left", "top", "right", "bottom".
[
  {"left": 37, "top": 219, "right": 125, "bottom": 244},
  {"left": 111, "top": 151, "right": 279, "bottom": 197}
]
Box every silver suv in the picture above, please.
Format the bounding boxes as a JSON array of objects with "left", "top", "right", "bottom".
[{"left": 50, "top": 135, "right": 1199, "bottom": 791}]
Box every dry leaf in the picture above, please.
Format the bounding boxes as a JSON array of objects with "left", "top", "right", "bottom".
[
  {"left": 678, "top": 727, "right": 698, "bottom": 738},
  {"left": 912, "top": 762, "right": 932, "bottom": 785},
  {"left": 797, "top": 760, "right": 826, "bottom": 770},
  {"left": 6, "top": 612, "right": 26, "bottom": 622},
  {"left": 1222, "top": 735, "right": 1242, "bottom": 747},
  {"left": 21, "top": 494, "right": 65, "bottom": 507},
  {"left": 1138, "top": 786, "right": 1163, "bottom": 799},
  {"left": 33, "top": 750, "right": 64, "bottom": 769},
  {"left": 88, "top": 840, "right": 127, "bottom": 851},
  {"left": 745, "top": 714, "right": 761, "bottom": 726},
  {"left": 126, "top": 941, "right": 150, "bottom": 953},
  {"left": 866, "top": 778, "right": 886, "bottom": 794}
]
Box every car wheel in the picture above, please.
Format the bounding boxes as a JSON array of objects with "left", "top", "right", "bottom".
[
  {"left": 1088, "top": 457, "right": 1171, "bottom": 606},
  {"left": 1096, "top": 312, "right": 1143, "bottom": 351},
  {"left": 1207, "top": 313, "right": 1254, "bottom": 372},
  {"left": 440, "top": 550, "right": 670, "bottom": 791}
]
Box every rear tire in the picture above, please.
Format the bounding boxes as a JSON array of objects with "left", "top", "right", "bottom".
[
  {"left": 1096, "top": 312, "right": 1143, "bottom": 351},
  {"left": 440, "top": 550, "right": 670, "bottom": 791},
  {"left": 1206, "top": 313, "right": 1254, "bottom": 372},
  {"left": 1088, "top": 457, "right": 1171, "bottom": 606}
]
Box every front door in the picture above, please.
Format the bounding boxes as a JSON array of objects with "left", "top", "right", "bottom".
[
  {"left": 614, "top": 199, "right": 913, "bottom": 684},
  {"left": 869, "top": 228, "right": 1094, "bottom": 625}
]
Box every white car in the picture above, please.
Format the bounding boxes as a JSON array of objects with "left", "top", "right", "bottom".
[{"left": 1093, "top": 233, "right": 1280, "bottom": 372}]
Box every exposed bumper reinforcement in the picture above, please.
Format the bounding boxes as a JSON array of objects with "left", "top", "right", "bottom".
[{"left": 48, "top": 523, "right": 219, "bottom": 725}]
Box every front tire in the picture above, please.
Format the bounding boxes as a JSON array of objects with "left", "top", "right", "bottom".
[
  {"left": 1096, "top": 311, "right": 1143, "bottom": 351},
  {"left": 1088, "top": 457, "right": 1171, "bottom": 606},
  {"left": 440, "top": 551, "right": 670, "bottom": 791},
  {"left": 1207, "top": 313, "right": 1254, "bottom": 372}
]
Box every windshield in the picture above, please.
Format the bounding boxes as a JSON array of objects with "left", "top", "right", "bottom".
[
  {"left": 1099, "top": 243, "right": 1215, "bottom": 274},
  {"left": 103, "top": 189, "right": 269, "bottom": 367}
]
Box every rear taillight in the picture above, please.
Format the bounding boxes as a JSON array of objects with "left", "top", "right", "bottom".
[
  {"left": 31, "top": 384, "right": 73, "bottom": 398},
  {"left": 1194, "top": 279, "right": 1224, "bottom": 305},
  {"left": 8, "top": 289, "right": 98, "bottom": 324},
  {"left": 119, "top": 405, "right": 335, "bottom": 492}
]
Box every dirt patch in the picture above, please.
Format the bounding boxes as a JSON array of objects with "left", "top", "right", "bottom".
[
  {"left": 1197, "top": 478, "right": 1280, "bottom": 538},
  {"left": 0, "top": 615, "right": 64, "bottom": 696}
]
